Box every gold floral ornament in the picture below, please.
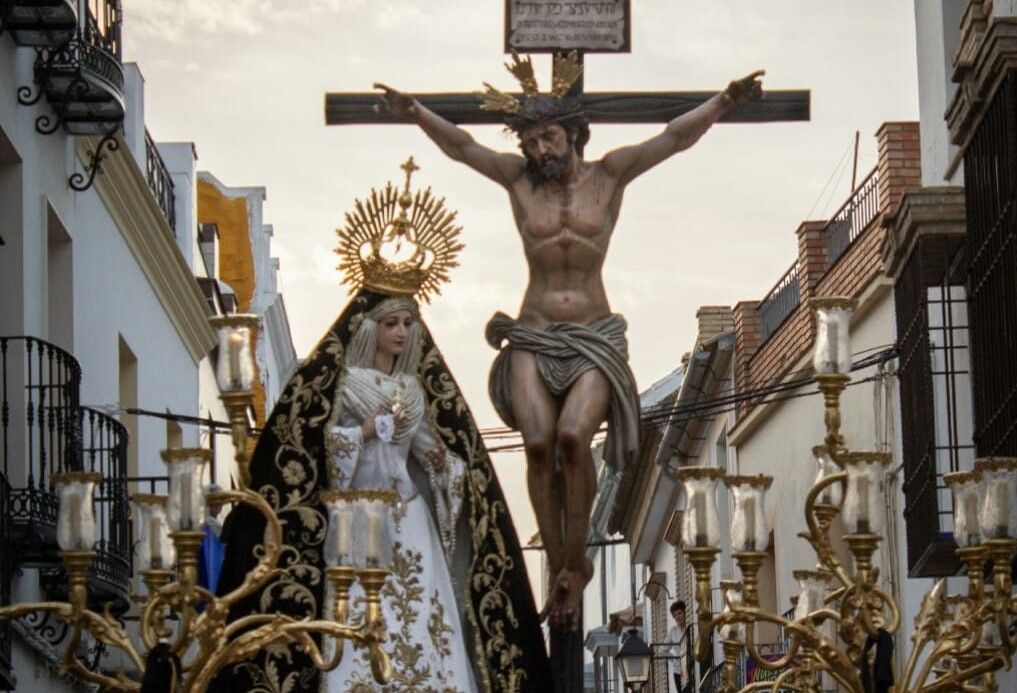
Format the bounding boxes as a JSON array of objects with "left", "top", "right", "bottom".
[
  {"left": 335, "top": 157, "right": 464, "bottom": 303},
  {"left": 474, "top": 50, "right": 584, "bottom": 114}
]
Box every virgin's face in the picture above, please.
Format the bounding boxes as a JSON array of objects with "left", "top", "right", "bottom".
[{"left": 375, "top": 309, "right": 414, "bottom": 360}]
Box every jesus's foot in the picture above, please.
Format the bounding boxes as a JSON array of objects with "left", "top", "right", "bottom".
[
  {"left": 539, "top": 567, "right": 565, "bottom": 624},
  {"left": 542, "top": 559, "right": 593, "bottom": 632}
]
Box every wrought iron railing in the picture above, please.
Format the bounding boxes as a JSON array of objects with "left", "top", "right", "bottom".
[
  {"left": 81, "top": 407, "right": 131, "bottom": 594},
  {"left": 757, "top": 262, "right": 801, "bottom": 342},
  {"left": 1, "top": 336, "right": 82, "bottom": 557},
  {"left": 825, "top": 168, "right": 880, "bottom": 267},
  {"left": 126, "top": 475, "right": 170, "bottom": 495},
  {"left": 965, "top": 73, "right": 1017, "bottom": 459},
  {"left": 83, "top": 0, "right": 122, "bottom": 60},
  {"left": 145, "top": 129, "right": 176, "bottom": 233},
  {"left": 699, "top": 663, "right": 725, "bottom": 693},
  {"left": 1, "top": 337, "right": 133, "bottom": 600}
]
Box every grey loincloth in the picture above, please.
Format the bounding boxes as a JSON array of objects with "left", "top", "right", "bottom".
[{"left": 485, "top": 311, "right": 641, "bottom": 472}]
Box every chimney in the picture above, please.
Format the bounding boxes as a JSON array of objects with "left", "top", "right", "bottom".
[
  {"left": 795, "top": 220, "right": 829, "bottom": 302},
  {"left": 876, "top": 122, "right": 921, "bottom": 216},
  {"left": 694, "top": 306, "right": 734, "bottom": 349}
]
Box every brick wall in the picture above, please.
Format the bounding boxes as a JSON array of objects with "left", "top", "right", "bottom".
[
  {"left": 733, "top": 122, "right": 919, "bottom": 417},
  {"left": 695, "top": 305, "right": 734, "bottom": 348},
  {"left": 877, "top": 122, "right": 921, "bottom": 215}
]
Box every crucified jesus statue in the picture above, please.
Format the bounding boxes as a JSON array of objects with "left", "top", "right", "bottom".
[{"left": 376, "top": 61, "right": 763, "bottom": 631}]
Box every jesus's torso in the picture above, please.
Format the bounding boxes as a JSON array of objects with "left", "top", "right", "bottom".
[{"left": 508, "top": 160, "right": 623, "bottom": 326}]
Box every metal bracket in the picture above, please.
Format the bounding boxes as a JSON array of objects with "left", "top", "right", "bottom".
[{"left": 68, "top": 128, "right": 118, "bottom": 192}]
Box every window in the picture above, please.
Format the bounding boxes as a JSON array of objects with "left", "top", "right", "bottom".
[
  {"left": 896, "top": 234, "right": 972, "bottom": 576},
  {"left": 964, "top": 72, "right": 1017, "bottom": 459}
]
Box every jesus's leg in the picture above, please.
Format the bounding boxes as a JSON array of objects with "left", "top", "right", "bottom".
[
  {"left": 507, "top": 350, "right": 565, "bottom": 603},
  {"left": 553, "top": 367, "right": 611, "bottom": 630}
]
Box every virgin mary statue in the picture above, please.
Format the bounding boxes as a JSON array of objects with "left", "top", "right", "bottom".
[{"left": 213, "top": 160, "right": 550, "bottom": 692}]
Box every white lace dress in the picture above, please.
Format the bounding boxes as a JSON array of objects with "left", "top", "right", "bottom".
[{"left": 323, "top": 367, "right": 477, "bottom": 693}]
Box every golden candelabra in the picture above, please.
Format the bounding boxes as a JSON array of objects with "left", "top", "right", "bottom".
[
  {"left": 679, "top": 297, "right": 1017, "bottom": 693},
  {"left": 0, "top": 315, "right": 394, "bottom": 691}
]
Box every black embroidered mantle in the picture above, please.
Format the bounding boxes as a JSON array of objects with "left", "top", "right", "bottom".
[{"left": 213, "top": 291, "right": 550, "bottom": 692}]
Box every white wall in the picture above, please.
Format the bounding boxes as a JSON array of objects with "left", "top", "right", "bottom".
[{"left": 914, "top": 0, "right": 965, "bottom": 185}]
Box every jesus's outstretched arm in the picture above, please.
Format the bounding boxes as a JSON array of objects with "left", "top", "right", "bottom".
[
  {"left": 602, "top": 70, "right": 765, "bottom": 186},
  {"left": 374, "top": 83, "right": 523, "bottom": 188}
]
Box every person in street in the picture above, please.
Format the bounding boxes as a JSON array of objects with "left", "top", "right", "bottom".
[{"left": 666, "top": 600, "right": 694, "bottom": 693}]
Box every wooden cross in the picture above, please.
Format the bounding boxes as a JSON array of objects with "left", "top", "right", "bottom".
[{"left": 324, "top": 56, "right": 809, "bottom": 127}]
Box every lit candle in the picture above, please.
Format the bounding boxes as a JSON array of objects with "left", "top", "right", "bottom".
[
  {"left": 162, "top": 449, "right": 211, "bottom": 531},
  {"left": 743, "top": 496, "right": 756, "bottom": 550},
  {"left": 945, "top": 472, "right": 982, "bottom": 547},
  {"left": 54, "top": 472, "right": 100, "bottom": 551},
  {"left": 180, "top": 468, "right": 193, "bottom": 530},
  {"left": 813, "top": 446, "right": 843, "bottom": 506},
  {"left": 678, "top": 468, "right": 723, "bottom": 549},
  {"left": 336, "top": 500, "right": 352, "bottom": 559},
  {"left": 842, "top": 452, "right": 889, "bottom": 535},
  {"left": 726, "top": 475, "right": 771, "bottom": 553},
  {"left": 694, "top": 492, "right": 707, "bottom": 547},
  {"left": 149, "top": 514, "right": 163, "bottom": 568},
  {"left": 227, "top": 330, "right": 244, "bottom": 389},
  {"left": 69, "top": 492, "right": 83, "bottom": 548},
  {"left": 793, "top": 570, "right": 829, "bottom": 622},
  {"left": 855, "top": 475, "right": 870, "bottom": 533},
  {"left": 974, "top": 458, "right": 1017, "bottom": 540},
  {"left": 811, "top": 298, "right": 856, "bottom": 375},
  {"left": 365, "top": 503, "right": 381, "bottom": 566}
]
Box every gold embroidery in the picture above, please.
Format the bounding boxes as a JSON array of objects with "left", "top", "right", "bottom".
[
  {"left": 382, "top": 542, "right": 431, "bottom": 689},
  {"left": 419, "top": 344, "right": 528, "bottom": 692},
  {"left": 429, "top": 590, "right": 454, "bottom": 659},
  {"left": 281, "top": 460, "right": 306, "bottom": 486},
  {"left": 332, "top": 429, "right": 359, "bottom": 458}
]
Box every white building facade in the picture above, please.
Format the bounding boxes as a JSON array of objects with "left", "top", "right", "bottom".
[{"left": 0, "top": 3, "right": 296, "bottom": 687}]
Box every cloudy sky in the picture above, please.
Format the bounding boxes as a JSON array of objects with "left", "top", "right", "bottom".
[{"left": 124, "top": 0, "right": 919, "bottom": 575}]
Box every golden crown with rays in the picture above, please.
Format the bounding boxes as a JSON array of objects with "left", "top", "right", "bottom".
[
  {"left": 334, "top": 157, "right": 463, "bottom": 302},
  {"left": 473, "top": 50, "right": 584, "bottom": 114}
]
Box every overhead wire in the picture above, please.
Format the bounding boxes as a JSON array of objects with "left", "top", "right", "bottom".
[{"left": 480, "top": 346, "right": 898, "bottom": 453}]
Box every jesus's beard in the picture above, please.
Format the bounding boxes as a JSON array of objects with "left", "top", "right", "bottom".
[{"left": 524, "top": 147, "right": 574, "bottom": 187}]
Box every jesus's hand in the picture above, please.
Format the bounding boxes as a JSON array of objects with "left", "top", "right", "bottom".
[
  {"left": 373, "top": 82, "right": 416, "bottom": 118},
  {"left": 723, "top": 70, "right": 765, "bottom": 106}
]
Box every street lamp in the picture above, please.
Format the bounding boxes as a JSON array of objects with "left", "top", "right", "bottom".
[{"left": 616, "top": 628, "right": 652, "bottom": 691}]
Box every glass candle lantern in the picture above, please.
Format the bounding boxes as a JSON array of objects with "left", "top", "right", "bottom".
[
  {"left": 52, "top": 471, "right": 101, "bottom": 551},
  {"left": 810, "top": 297, "right": 856, "bottom": 375},
  {"left": 813, "top": 445, "right": 844, "bottom": 506},
  {"left": 209, "top": 314, "right": 259, "bottom": 393},
  {"left": 162, "top": 448, "right": 212, "bottom": 531},
  {"left": 792, "top": 570, "right": 830, "bottom": 622},
  {"left": 725, "top": 475, "right": 772, "bottom": 553},
  {"left": 944, "top": 471, "right": 982, "bottom": 547},
  {"left": 322, "top": 491, "right": 355, "bottom": 567},
  {"left": 362, "top": 497, "right": 394, "bottom": 570},
  {"left": 718, "top": 580, "right": 744, "bottom": 642},
  {"left": 676, "top": 467, "right": 725, "bottom": 549},
  {"left": 974, "top": 458, "right": 1017, "bottom": 540},
  {"left": 134, "top": 494, "right": 175, "bottom": 570},
  {"left": 841, "top": 452, "right": 891, "bottom": 535}
]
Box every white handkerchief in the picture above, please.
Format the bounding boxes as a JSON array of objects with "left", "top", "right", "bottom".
[{"left": 374, "top": 413, "right": 395, "bottom": 443}]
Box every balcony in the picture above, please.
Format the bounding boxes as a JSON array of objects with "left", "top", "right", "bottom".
[
  {"left": 145, "top": 128, "right": 176, "bottom": 231},
  {"left": 824, "top": 168, "right": 880, "bottom": 268},
  {"left": 13, "top": 0, "right": 124, "bottom": 140},
  {"left": 1, "top": 336, "right": 132, "bottom": 612},
  {"left": 0, "top": 0, "right": 77, "bottom": 47},
  {"left": 756, "top": 262, "right": 800, "bottom": 343}
]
